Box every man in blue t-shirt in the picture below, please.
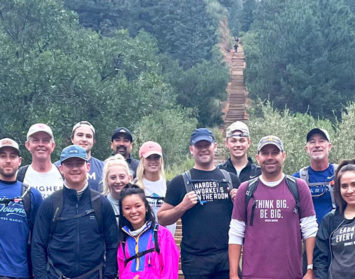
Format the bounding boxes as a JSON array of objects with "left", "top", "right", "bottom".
[
  {"left": 70, "top": 121, "right": 104, "bottom": 192},
  {"left": 0, "top": 138, "right": 42, "bottom": 278},
  {"left": 293, "top": 128, "right": 336, "bottom": 224},
  {"left": 55, "top": 121, "right": 104, "bottom": 192}
]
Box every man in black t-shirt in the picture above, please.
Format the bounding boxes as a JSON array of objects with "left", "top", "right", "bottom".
[{"left": 158, "top": 128, "right": 240, "bottom": 279}]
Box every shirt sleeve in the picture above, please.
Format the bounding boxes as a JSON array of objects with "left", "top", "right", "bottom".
[
  {"left": 314, "top": 212, "right": 333, "bottom": 279},
  {"left": 158, "top": 227, "right": 180, "bottom": 279},
  {"left": 296, "top": 178, "right": 316, "bottom": 219},
  {"left": 164, "top": 175, "right": 185, "bottom": 206},
  {"left": 31, "top": 199, "right": 53, "bottom": 279},
  {"left": 102, "top": 197, "right": 118, "bottom": 279},
  {"left": 231, "top": 182, "right": 249, "bottom": 222}
]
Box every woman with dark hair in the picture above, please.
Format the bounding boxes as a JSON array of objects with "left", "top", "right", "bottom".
[
  {"left": 117, "top": 184, "right": 179, "bottom": 279},
  {"left": 314, "top": 159, "right": 355, "bottom": 279}
]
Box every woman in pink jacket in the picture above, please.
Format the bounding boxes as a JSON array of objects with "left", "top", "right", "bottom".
[{"left": 117, "top": 184, "right": 179, "bottom": 279}]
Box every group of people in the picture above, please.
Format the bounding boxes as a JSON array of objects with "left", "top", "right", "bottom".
[{"left": 0, "top": 119, "right": 353, "bottom": 279}]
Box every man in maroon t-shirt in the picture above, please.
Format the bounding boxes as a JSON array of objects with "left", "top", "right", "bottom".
[{"left": 229, "top": 136, "right": 318, "bottom": 279}]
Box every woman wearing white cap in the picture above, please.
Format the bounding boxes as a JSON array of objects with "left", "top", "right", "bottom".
[{"left": 135, "top": 141, "right": 176, "bottom": 235}]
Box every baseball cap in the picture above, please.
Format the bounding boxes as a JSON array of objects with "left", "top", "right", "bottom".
[
  {"left": 257, "top": 135, "right": 284, "bottom": 152},
  {"left": 0, "top": 138, "right": 20, "bottom": 155},
  {"left": 111, "top": 127, "right": 133, "bottom": 142},
  {"left": 139, "top": 141, "right": 162, "bottom": 158},
  {"left": 226, "top": 121, "right": 250, "bottom": 138},
  {"left": 72, "top": 121, "right": 95, "bottom": 135},
  {"left": 60, "top": 145, "right": 88, "bottom": 164},
  {"left": 190, "top": 128, "right": 215, "bottom": 145},
  {"left": 27, "top": 123, "right": 54, "bottom": 140},
  {"left": 306, "top": 128, "right": 330, "bottom": 143}
]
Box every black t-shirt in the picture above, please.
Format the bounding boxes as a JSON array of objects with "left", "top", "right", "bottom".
[
  {"left": 330, "top": 217, "right": 355, "bottom": 278},
  {"left": 165, "top": 168, "right": 240, "bottom": 256}
]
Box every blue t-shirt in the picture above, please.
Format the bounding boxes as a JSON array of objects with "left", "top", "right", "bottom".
[
  {"left": 293, "top": 164, "right": 336, "bottom": 223},
  {"left": 55, "top": 156, "right": 104, "bottom": 192},
  {"left": 0, "top": 180, "right": 42, "bottom": 278}
]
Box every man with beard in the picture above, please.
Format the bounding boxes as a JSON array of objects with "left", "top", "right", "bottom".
[
  {"left": 110, "top": 127, "right": 139, "bottom": 178},
  {"left": 0, "top": 138, "right": 42, "bottom": 278},
  {"left": 158, "top": 128, "right": 240, "bottom": 279},
  {"left": 229, "top": 136, "right": 317, "bottom": 279},
  {"left": 219, "top": 121, "right": 261, "bottom": 182},
  {"left": 293, "top": 128, "right": 336, "bottom": 224},
  {"left": 17, "top": 123, "right": 63, "bottom": 198}
]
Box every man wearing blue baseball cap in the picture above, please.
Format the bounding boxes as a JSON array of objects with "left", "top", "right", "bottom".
[
  {"left": 158, "top": 128, "right": 240, "bottom": 279},
  {"left": 31, "top": 145, "right": 118, "bottom": 279}
]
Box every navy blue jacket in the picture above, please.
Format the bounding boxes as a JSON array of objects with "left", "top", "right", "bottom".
[{"left": 31, "top": 186, "right": 118, "bottom": 279}]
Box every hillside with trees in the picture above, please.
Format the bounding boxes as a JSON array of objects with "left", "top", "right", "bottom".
[{"left": 1, "top": 0, "right": 355, "bottom": 172}]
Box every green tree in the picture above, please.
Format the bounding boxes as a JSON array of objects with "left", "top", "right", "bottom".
[
  {"left": 133, "top": 108, "right": 198, "bottom": 167},
  {"left": 0, "top": 0, "right": 179, "bottom": 163},
  {"left": 244, "top": 0, "right": 355, "bottom": 119}
]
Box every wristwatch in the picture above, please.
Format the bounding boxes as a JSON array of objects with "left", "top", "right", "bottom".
[{"left": 307, "top": 264, "right": 313, "bottom": 270}]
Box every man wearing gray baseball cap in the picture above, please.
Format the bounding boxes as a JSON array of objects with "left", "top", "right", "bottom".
[{"left": 229, "top": 135, "right": 317, "bottom": 279}]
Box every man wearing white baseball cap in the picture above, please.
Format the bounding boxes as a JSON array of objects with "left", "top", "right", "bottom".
[
  {"left": 219, "top": 121, "right": 261, "bottom": 182},
  {"left": 17, "top": 123, "right": 63, "bottom": 198}
]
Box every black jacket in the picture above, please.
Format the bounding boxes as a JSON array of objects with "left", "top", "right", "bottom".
[
  {"left": 218, "top": 157, "right": 261, "bottom": 183},
  {"left": 314, "top": 209, "right": 345, "bottom": 279},
  {"left": 31, "top": 186, "right": 118, "bottom": 279}
]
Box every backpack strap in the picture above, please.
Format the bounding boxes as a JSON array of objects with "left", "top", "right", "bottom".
[
  {"left": 219, "top": 169, "right": 233, "bottom": 189},
  {"left": 123, "top": 224, "right": 160, "bottom": 265},
  {"left": 285, "top": 175, "right": 300, "bottom": 215},
  {"left": 17, "top": 165, "right": 29, "bottom": 182},
  {"left": 182, "top": 170, "right": 194, "bottom": 193},
  {"left": 50, "top": 189, "right": 103, "bottom": 235},
  {"left": 50, "top": 190, "right": 64, "bottom": 236},
  {"left": 90, "top": 189, "right": 103, "bottom": 233},
  {"left": 299, "top": 167, "right": 309, "bottom": 184},
  {"left": 21, "top": 183, "right": 32, "bottom": 226},
  {"left": 245, "top": 175, "right": 300, "bottom": 225},
  {"left": 182, "top": 170, "right": 206, "bottom": 205},
  {"left": 245, "top": 176, "right": 260, "bottom": 226}
]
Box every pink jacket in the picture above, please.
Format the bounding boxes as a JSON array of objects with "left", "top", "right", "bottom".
[{"left": 118, "top": 224, "right": 179, "bottom": 279}]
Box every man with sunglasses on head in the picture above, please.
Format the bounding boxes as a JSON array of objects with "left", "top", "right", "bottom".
[{"left": 158, "top": 128, "right": 240, "bottom": 279}]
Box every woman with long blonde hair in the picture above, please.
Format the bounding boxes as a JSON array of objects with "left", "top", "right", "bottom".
[
  {"left": 102, "top": 154, "right": 132, "bottom": 222},
  {"left": 135, "top": 141, "right": 176, "bottom": 234}
]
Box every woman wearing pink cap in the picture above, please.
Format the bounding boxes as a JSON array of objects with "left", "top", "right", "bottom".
[{"left": 135, "top": 141, "right": 176, "bottom": 235}]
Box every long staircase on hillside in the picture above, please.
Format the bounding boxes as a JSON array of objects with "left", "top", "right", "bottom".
[
  {"left": 176, "top": 42, "right": 249, "bottom": 278},
  {"left": 223, "top": 43, "right": 249, "bottom": 127}
]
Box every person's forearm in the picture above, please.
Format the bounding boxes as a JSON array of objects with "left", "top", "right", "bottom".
[
  {"left": 158, "top": 203, "right": 188, "bottom": 226},
  {"left": 305, "top": 236, "right": 316, "bottom": 265},
  {"left": 229, "top": 244, "right": 242, "bottom": 278}
]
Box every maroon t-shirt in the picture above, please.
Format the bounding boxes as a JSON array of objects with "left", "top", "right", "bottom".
[{"left": 232, "top": 178, "right": 315, "bottom": 279}]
